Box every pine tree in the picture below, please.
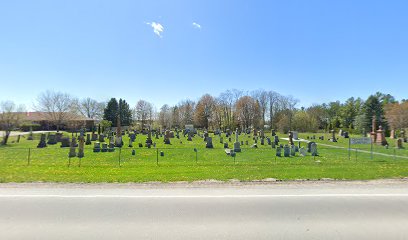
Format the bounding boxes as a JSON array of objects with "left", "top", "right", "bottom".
[{"left": 103, "top": 98, "right": 119, "bottom": 126}]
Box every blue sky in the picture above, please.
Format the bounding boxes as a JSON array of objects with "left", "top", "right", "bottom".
[{"left": 1, "top": 0, "right": 407, "bottom": 110}]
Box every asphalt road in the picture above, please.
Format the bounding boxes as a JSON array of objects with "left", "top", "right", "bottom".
[{"left": 1, "top": 180, "right": 408, "bottom": 240}]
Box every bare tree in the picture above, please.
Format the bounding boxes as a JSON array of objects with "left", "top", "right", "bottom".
[
  {"left": 134, "top": 100, "right": 153, "bottom": 128},
  {"left": 252, "top": 89, "right": 269, "bottom": 128},
  {"left": 235, "top": 96, "right": 261, "bottom": 129},
  {"left": 177, "top": 99, "right": 195, "bottom": 126},
  {"left": 0, "top": 101, "right": 25, "bottom": 145},
  {"left": 73, "top": 97, "right": 105, "bottom": 120},
  {"left": 159, "top": 104, "right": 172, "bottom": 129},
  {"left": 35, "top": 90, "right": 75, "bottom": 131}
]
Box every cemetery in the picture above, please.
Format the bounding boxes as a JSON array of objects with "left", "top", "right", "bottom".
[{"left": 0, "top": 126, "right": 408, "bottom": 183}]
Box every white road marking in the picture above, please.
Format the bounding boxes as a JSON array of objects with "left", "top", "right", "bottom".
[{"left": 0, "top": 194, "right": 408, "bottom": 198}]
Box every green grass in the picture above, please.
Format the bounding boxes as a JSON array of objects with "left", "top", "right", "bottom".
[{"left": 0, "top": 131, "right": 408, "bottom": 183}]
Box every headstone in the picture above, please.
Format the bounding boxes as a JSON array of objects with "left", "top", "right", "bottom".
[
  {"left": 91, "top": 133, "right": 98, "bottom": 141},
  {"left": 344, "top": 132, "right": 349, "bottom": 138},
  {"left": 164, "top": 130, "right": 171, "bottom": 144},
  {"left": 397, "top": 138, "right": 403, "bottom": 149},
  {"left": 375, "top": 126, "right": 387, "bottom": 146},
  {"left": 132, "top": 149, "right": 135, "bottom": 155},
  {"left": 288, "top": 131, "right": 294, "bottom": 145},
  {"left": 160, "top": 151, "right": 164, "bottom": 157},
  {"left": 85, "top": 134, "right": 91, "bottom": 145},
  {"left": 56, "top": 132, "right": 63, "bottom": 142},
  {"left": 138, "top": 143, "right": 143, "bottom": 148},
  {"left": 290, "top": 145, "right": 296, "bottom": 156},
  {"left": 37, "top": 134, "right": 47, "bottom": 148},
  {"left": 108, "top": 142, "right": 115, "bottom": 152},
  {"left": 60, "top": 137, "right": 70, "bottom": 148},
  {"left": 330, "top": 130, "right": 337, "bottom": 142},
  {"left": 206, "top": 137, "right": 213, "bottom": 148},
  {"left": 339, "top": 129, "right": 344, "bottom": 137},
  {"left": 128, "top": 139, "right": 133, "bottom": 148},
  {"left": 251, "top": 144, "right": 258, "bottom": 148},
  {"left": 233, "top": 128, "right": 241, "bottom": 152},
  {"left": 267, "top": 137, "right": 271, "bottom": 145},
  {"left": 283, "top": 145, "right": 290, "bottom": 157},
  {"left": 311, "top": 143, "right": 318, "bottom": 156},
  {"left": 146, "top": 129, "right": 153, "bottom": 144},
  {"left": 78, "top": 137, "right": 85, "bottom": 158},
  {"left": 260, "top": 138, "right": 264, "bottom": 145},
  {"left": 271, "top": 129, "right": 276, "bottom": 136},
  {"left": 299, "top": 147, "right": 307, "bottom": 157},
  {"left": 93, "top": 142, "right": 101, "bottom": 152},
  {"left": 271, "top": 142, "right": 276, "bottom": 149},
  {"left": 292, "top": 131, "right": 299, "bottom": 140},
  {"left": 68, "top": 138, "right": 77, "bottom": 157},
  {"left": 99, "top": 134, "right": 105, "bottom": 142},
  {"left": 101, "top": 143, "right": 108, "bottom": 152},
  {"left": 47, "top": 134, "right": 57, "bottom": 145},
  {"left": 27, "top": 127, "right": 34, "bottom": 140},
  {"left": 274, "top": 136, "right": 279, "bottom": 145},
  {"left": 224, "top": 143, "right": 229, "bottom": 149},
  {"left": 220, "top": 137, "right": 223, "bottom": 144},
  {"left": 307, "top": 141, "right": 316, "bottom": 153},
  {"left": 276, "top": 146, "right": 282, "bottom": 157}
]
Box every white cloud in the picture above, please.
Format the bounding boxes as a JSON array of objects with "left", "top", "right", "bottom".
[
  {"left": 192, "top": 22, "right": 201, "bottom": 29},
  {"left": 146, "top": 22, "right": 164, "bottom": 38}
]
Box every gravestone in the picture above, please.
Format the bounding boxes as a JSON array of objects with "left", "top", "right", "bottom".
[
  {"left": 344, "top": 132, "right": 349, "bottom": 138},
  {"left": 276, "top": 146, "right": 282, "bottom": 157},
  {"left": 375, "top": 126, "right": 387, "bottom": 146},
  {"left": 271, "top": 142, "right": 276, "bottom": 149},
  {"left": 78, "top": 137, "right": 85, "bottom": 158},
  {"left": 220, "top": 137, "right": 223, "bottom": 144},
  {"left": 397, "top": 138, "right": 403, "bottom": 149},
  {"left": 138, "top": 143, "right": 143, "bottom": 148},
  {"left": 292, "top": 131, "right": 299, "bottom": 140},
  {"left": 71, "top": 137, "right": 78, "bottom": 147},
  {"left": 288, "top": 132, "right": 294, "bottom": 145},
  {"left": 99, "top": 134, "right": 105, "bottom": 142},
  {"left": 85, "top": 134, "right": 91, "bottom": 145},
  {"left": 224, "top": 143, "right": 229, "bottom": 149},
  {"left": 93, "top": 142, "right": 101, "bottom": 152},
  {"left": 56, "top": 133, "right": 63, "bottom": 142},
  {"left": 47, "top": 134, "right": 57, "bottom": 145},
  {"left": 108, "top": 143, "right": 115, "bottom": 152},
  {"left": 267, "top": 137, "right": 271, "bottom": 145},
  {"left": 283, "top": 145, "right": 290, "bottom": 157},
  {"left": 260, "top": 138, "right": 264, "bottom": 145},
  {"left": 132, "top": 149, "right": 135, "bottom": 155},
  {"left": 17, "top": 135, "right": 21, "bottom": 143},
  {"left": 271, "top": 129, "right": 276, "bottom": 136},
  {"left": 330, "top": 130, "right": 337, "bottom": 142},
  {"left": 339, "top": 129, "right": 344, "bottom": 137},
  {"left": 311, "top": 143, "right": 318, "bottom": 156},
  {"left": 187, "top": 133, "right": 192, "bottom": 141},
  {"left": 206, "top": 137, "right": 213, "bottom": 148},
  {"left": 101, "top": 143, "right": 108, "bottom": 152},
  {"left": 91, "top": 133, "right": 98, "bottom": 141},
  {"left": 251, "top": 144, "right": 258, "bottom": 148},
  {"left": 164, "top": 130, "right": 171, "bottom": 144},
  {"left": 27, "top": 127, "right": 34, "bottom": 140},
  {"left": 290, "top": 145, "right": 296, "bottom": 156},
  {"left": 37, "top": 134, "right": 47, "bottom": 148},
  {"left": 274, "top": 136, "right": 279, "bottom": 145},
  {"left": 60, "top": 137, "right": 70, "bottom": 148},
  {"left": 128, "top": 139, "right": 133, "bottom": 148},
  {"left": 68, "top": 138, "right": 77, "bottom": 157},
  {"left": 307, "top": 141, "right": 316, "bottom": 153},
  {"left": 233, "top": 128, "right": 241, "bottom": 152},
  {"left": 299, "top": 147, "right": 307, "bottom": 157}
]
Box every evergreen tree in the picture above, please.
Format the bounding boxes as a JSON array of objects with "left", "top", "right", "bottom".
[
  {"left": 363, "top": 95, "right": 388, "bottom": 132},
  {"left": 118, "top": 99, "right": 133, "bottom": 126},
  {"left": 103, "top": 98, "right": 119, "bottom": 126}
]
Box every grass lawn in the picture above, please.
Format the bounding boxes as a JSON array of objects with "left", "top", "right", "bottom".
[{"left": 0, "top": 131, "right": 408, "bottom": 183}]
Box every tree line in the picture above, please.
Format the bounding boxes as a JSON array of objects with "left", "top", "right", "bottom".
[{"left": 1, "top": 89, "right": 407, "bottom": 145}]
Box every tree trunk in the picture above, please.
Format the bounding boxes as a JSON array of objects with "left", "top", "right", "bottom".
[{"left": 1, "top": 131, "right": 10, "bottom": 145}]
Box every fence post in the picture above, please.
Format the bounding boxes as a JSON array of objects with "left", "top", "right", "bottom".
[
  {"left": 27, "top": 148, "right": 31, "bottom": 166},
  {"left": 394, "top": 148, "right": 396, "bottom": 160},
  {"left": 156, "top": 148, "right": 159, "bottom": 166},
  {"left": 118, "top": 148, "right": 122, "bottom": 167},
  {"left": 348, "top": 138, "right": 351, "bottom": 161},
  {"left": 355, "top": 148, "right": 358, "bottom": 161}
]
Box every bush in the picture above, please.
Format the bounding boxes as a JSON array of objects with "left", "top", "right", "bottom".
[{"left": 20, "top": 123, "right": 41, "bottom": 132}]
